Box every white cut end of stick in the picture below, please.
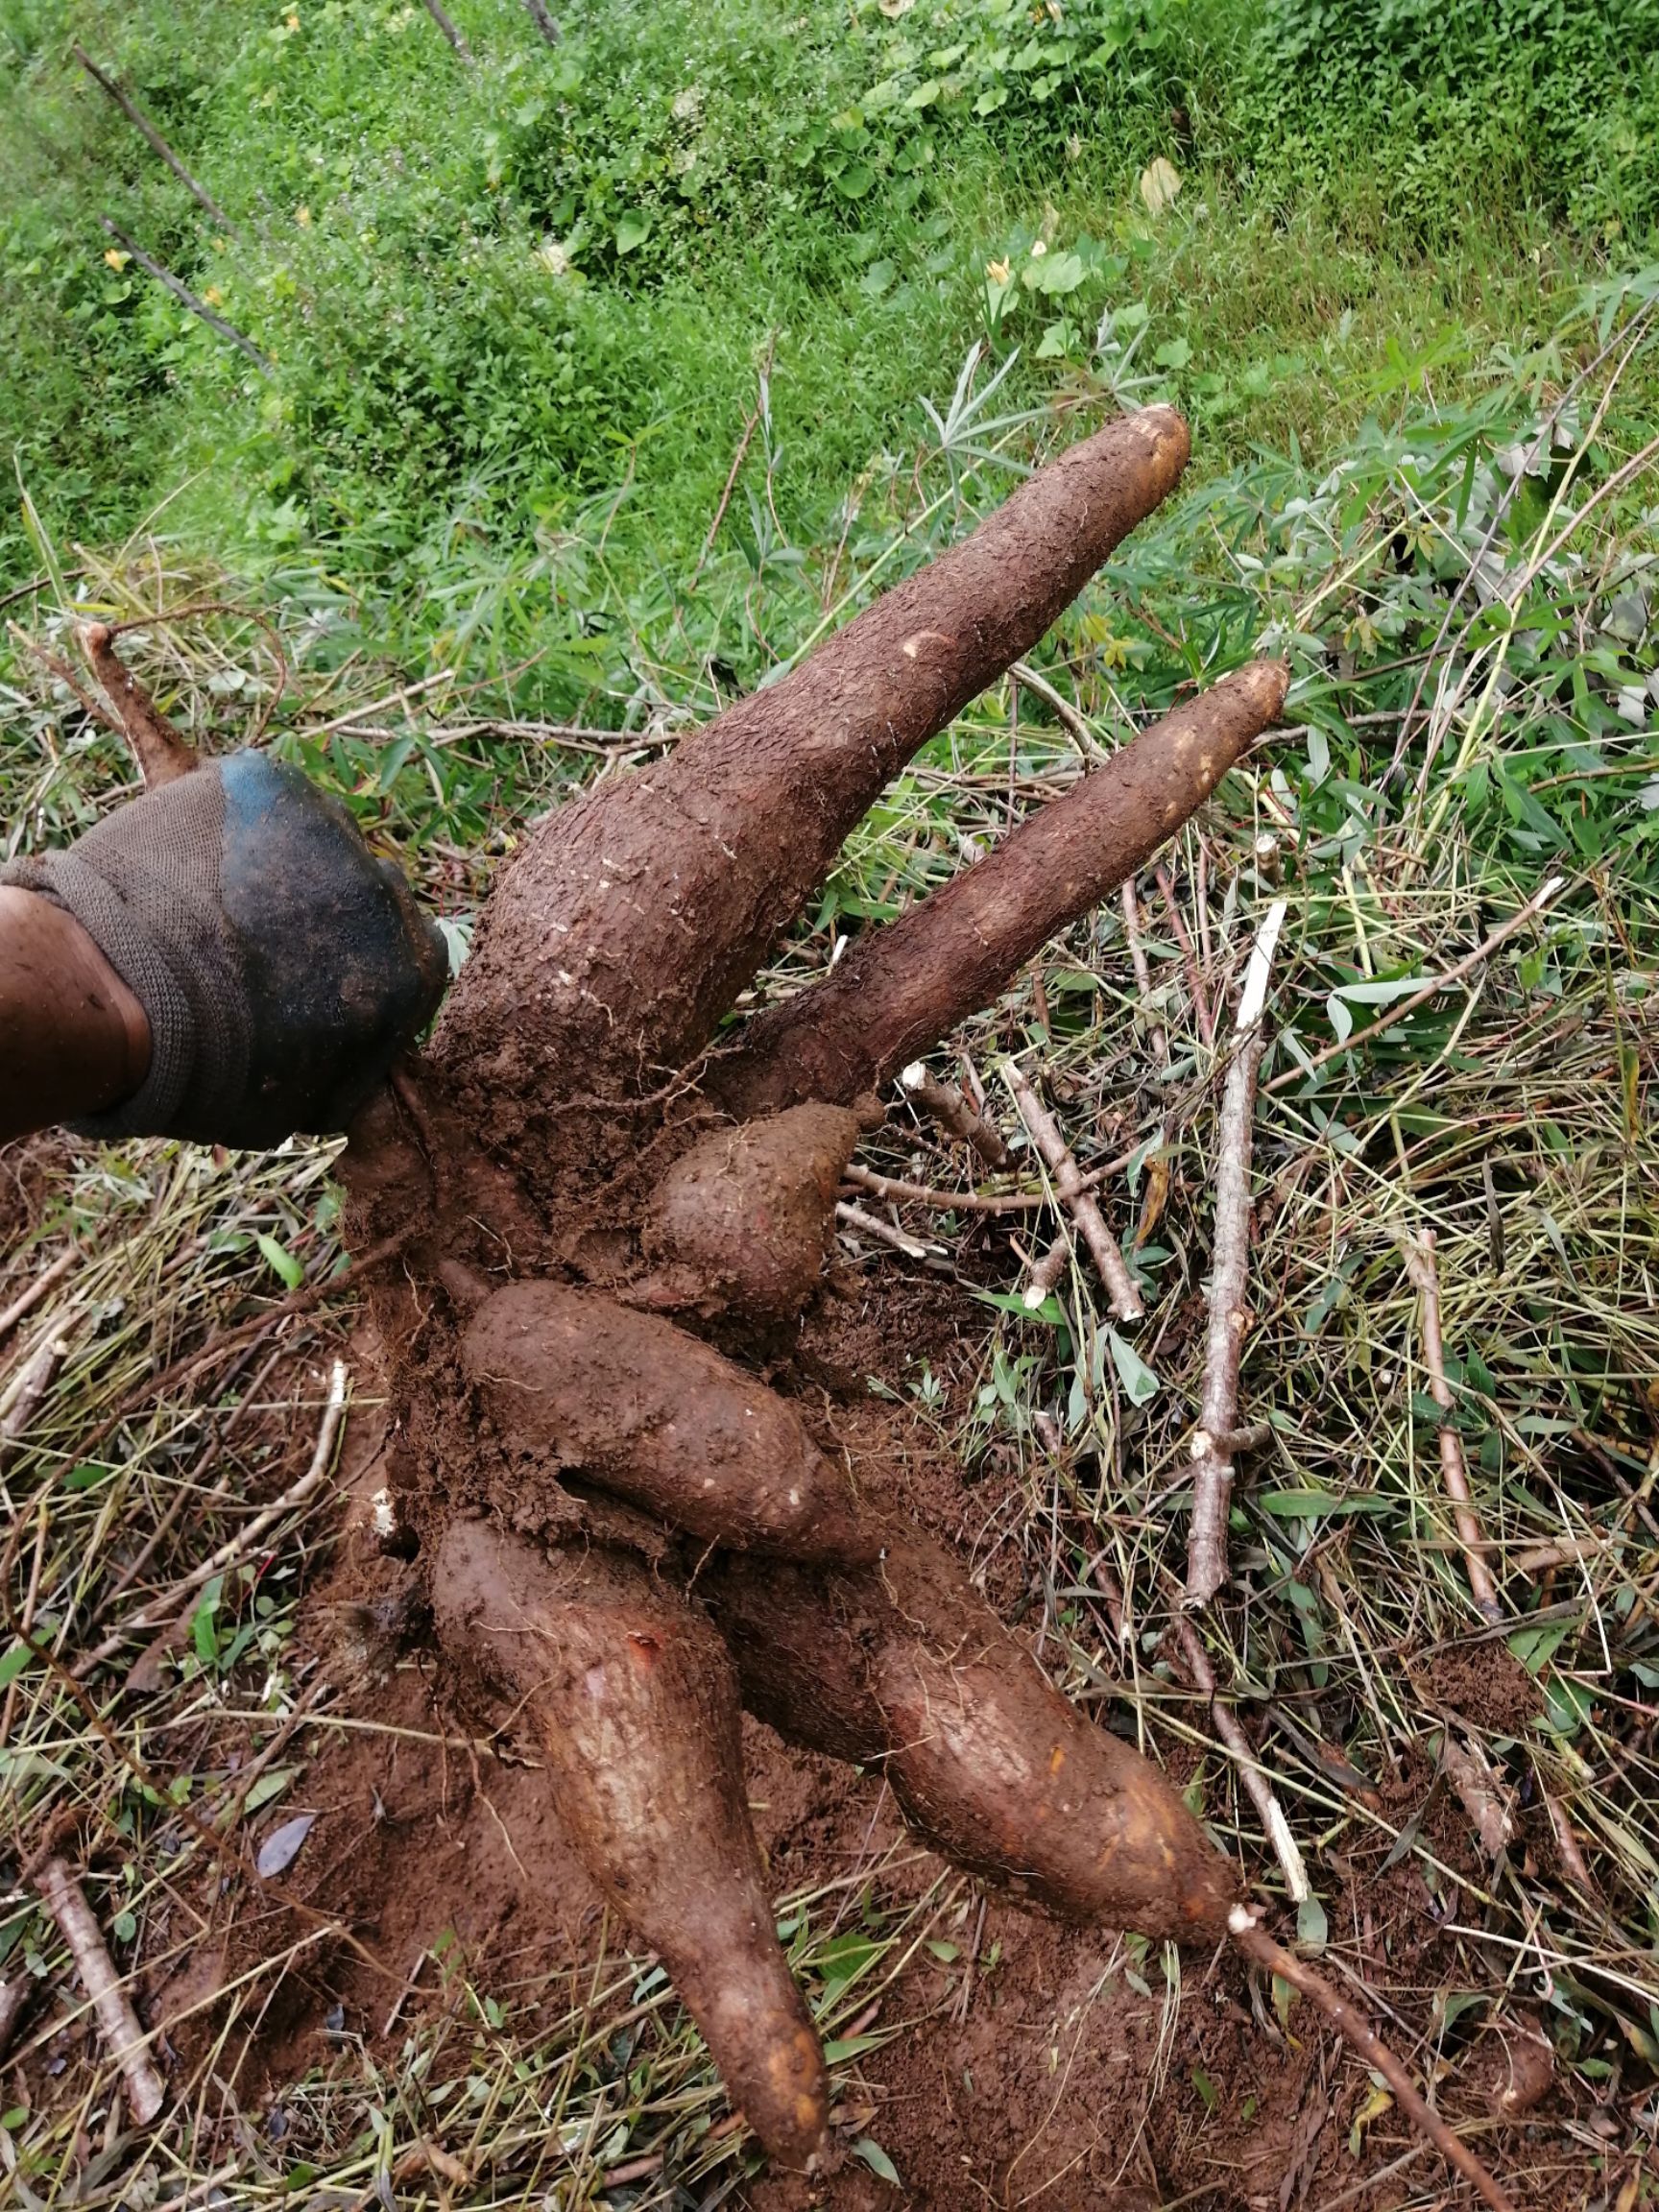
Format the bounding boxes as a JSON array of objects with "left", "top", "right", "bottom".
[
  {"left": 1235, "top": 897, "right": 1288, "bottom": 1033},
  {"left": 371, "top": 1487, "right": 397, "bottom": 1539},
  {"left": 1228, "top": 1902, "right": 1259, "bottom": 1936},
  {"left": 1264, "top": 1797, "right": 1312, "bottom": 1903},
  {"left": 899, "top": 1062, "right": 927, "bottom": 1093}
]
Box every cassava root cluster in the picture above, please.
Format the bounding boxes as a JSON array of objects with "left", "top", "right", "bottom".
[{"left": 306, "top": 407, "right": 1513, "bottom": 2208}]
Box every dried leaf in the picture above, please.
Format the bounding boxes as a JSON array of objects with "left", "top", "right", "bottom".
[
  {"left": 257, "top": 1812, "right": 316, "bottom": 1879},
  {"left": 1139, "top": 156, "right": 1182, "bottom": 216}
]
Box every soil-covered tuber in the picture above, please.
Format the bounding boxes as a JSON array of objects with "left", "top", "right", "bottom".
[
  {"left": 639, "top": 1103, "right": 860, "bottom": 1322},
  {"left": 708, "top": 1527, "right": 1238, "bottom": 1942},
  {"left": 432, "top": 1519, "right": 830, "bottom": 2169},
  {"left": 463, "top": 1280, "right": 874, "bottom": 1559}
]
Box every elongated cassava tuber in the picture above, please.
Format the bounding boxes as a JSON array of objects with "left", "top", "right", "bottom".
[
  {"left": 432, "top": 1520, "right": 830, "bottom": 2167},
  {"left": 707, "top": 1527, "right": 1238, "bottom": 1940}
]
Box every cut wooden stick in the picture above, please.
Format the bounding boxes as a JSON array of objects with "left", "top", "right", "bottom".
[
  {"left": 1228, "top": 1907, "right": 1517, "bottom": 2212},
  {"left": 36, "top": 1857, "right": 166, "bottom": 2125},
  {"left": 0, "top": 1246, "right": 77, "bottom": 1342},
  {"left": 97, "top": 218, "right": 271, "bottom": 371},
  {"left": 80, "top": 623, "right": 199, "bottom": 788},
  {"left": 833, "top": 1200, "right": 940, "bottom": 1262},
  {"left": 1172, "top": 1615, "right": 1309, "bottom": 1904},
  {"left": 1402, "top": 1232, "right": 1503, "bottom": 1624},
  {"left": 1022, "top": 1234, "right": 1071, "bottom": 1310},
  {"left": 1002, "top": 1063, "right": 1142, "bottom": 1322},
  {"left": 899, "top": 1060, "right": 1010, "bottom": 1167},
  {"left": 521, "top": 0, "right": 561, "bottom": 42},
  {"left": 73, "top": 45, "right": 237, "bottom": 233},
  {"left": 1184, "top": 900, "right": 1284, "bottom": 1606}
]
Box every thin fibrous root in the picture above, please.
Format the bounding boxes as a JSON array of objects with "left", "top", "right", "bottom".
[
  {"left": 79, "top": 623, "right": 199, "bottom": 788},
  {"left": 36, "top": 1857, "right": 167, "bottom": 2126},
  {"left": 1185, "top": 899, "right": 1284, "bottom": 1605},
  {"left": 1228, "top": 1907, "right": 1517, "bottom": 2212},
  {"left": 1002, "top": 1062, "right": 1142, "bottom": 1323},
  {"left": 1401, "top": 1230, "right": 1504, "bottom": 1623},
  {"left": 710, "top": 660, "right": 1289, "bottom": 1119}
]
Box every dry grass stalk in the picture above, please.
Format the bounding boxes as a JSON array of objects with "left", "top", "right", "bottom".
[
  {"left": 81, "top": 1358, "right": 349, "bottom": 1672},
  {"left": 1403, "top": 1231, "right": 1503, "bottom": 1623},
  {"left": 1002, "top": 1062, "right": 1142, "bottom": 1321},
  {"left": 1119, "top": 878, "right": 1168, "bottom": 1068},
  {"left": 36, "top": 1857, "right": 167, "bottom": 2126}
]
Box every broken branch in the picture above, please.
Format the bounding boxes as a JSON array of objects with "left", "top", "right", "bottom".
[
  {"left": 1185, "top": 901, "right": 1284, "bottom": 1606},
  {"left": 73, "top": 45, "right": 237, "bottom": 234},
  {"left": 97, "top": 218, "right": 271, "bottom": 371},
  {"left": 899, "top": 1060, "right": 1010, "bottom": 1167},
  {"left": 1265, "top": 876, "right": 1565, "bottom": 1094},
  {"left": 36, "top": 1856, "right": 167, "bottom": 2126},
  {"left": 1002, "top": 1063, "right": 1142, "bottom": 1322}
]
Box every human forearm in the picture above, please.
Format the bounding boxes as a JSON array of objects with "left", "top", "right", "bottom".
[{"left": 0, "top": 886, "right": 151, "bottom": 1142}]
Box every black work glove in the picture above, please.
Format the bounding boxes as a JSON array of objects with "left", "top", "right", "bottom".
[{"left": 0, "top": 752, "right": 449, "bottom": 1148}]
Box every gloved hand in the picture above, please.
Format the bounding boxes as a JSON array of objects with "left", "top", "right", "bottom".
[{"left": 0, "top": 752, "right": 449, "bottom": 1147}]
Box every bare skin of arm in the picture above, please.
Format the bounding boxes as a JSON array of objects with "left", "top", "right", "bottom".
[{"left": 0, "top": 887, "right": 151, "bottom": 1142}]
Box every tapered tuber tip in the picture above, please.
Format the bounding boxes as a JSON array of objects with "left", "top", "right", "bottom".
[
  {"left": 1133, "top": 401, "right": 1192, "bottom": 482},
  {"left": 1238, "top": 656, "right": 1291, "bottom": 722}
]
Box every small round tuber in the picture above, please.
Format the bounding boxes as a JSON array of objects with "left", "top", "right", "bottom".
[{"left": 640, "top": 1104, "right": 861, "bottom": 1323}]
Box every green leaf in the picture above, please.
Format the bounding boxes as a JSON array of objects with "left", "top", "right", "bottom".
[
  {"left": 853, "top": 2138, "right": 901, "bottom": 2185},
  {"left": 614, "top": 211, "right": 651, "bottom": 253},
  {"left": 1107, "top": 1328, "right": 1159, "bottom": 1406},
  {"left": 244, "top": 1767, "right": 298, "bottom": 1814},
  {"left": 1259, "top": 1488, "right": 1391, "bottom": 1518},
  {"left": 904, "top": 78, "right": 940, "bottom": 108},
  {"left": 62, "top": 1461, "right": 112, "bottom": 1490},
  {"left": 255, "top": 1234, "right": 304, "bottom": 1291},
  {"left": 823, "top": 2032, "right": 883, "bottom": 2062},
  {"left": 112, "top": 1910, "right": 137, "bottom": 1944},
  {"left": 1296, "top": 1895, "right": 1328, "bottom": 1953},
  {"left": 0, "top": 1644, "right": 33, "bottom": 1689},
  {"left": 1153, "top": 336, "right": 1191, "bottom": 370},
  {"left": 191, "top": 1575, "right": 224, "bottom": 1667}
]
